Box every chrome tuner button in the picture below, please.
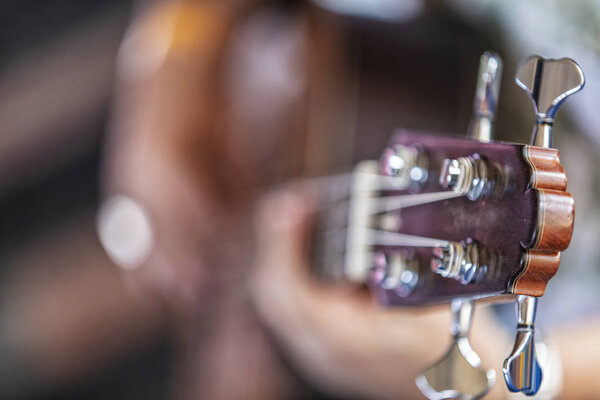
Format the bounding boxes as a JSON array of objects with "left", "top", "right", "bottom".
[
  {"left": 431, "top": 241, "right": 493, "bottom": 285},
  {"left": 440, "top": 154, "right": 493, "bottom": 201},
  {"left": 380, "top": 145, "right": 428, "bottom": 187},
  {"left": 515, "top": 55, "right": 585, "bottom": 147},
  {"left": 417, "top": 299, "right": 495, "bottom": 400},
  {"left": 372, "top": 251, "right": 418, "bottom": 297},
  {"left": 503, "top": 295, "right": 543, "bottom": 396}
]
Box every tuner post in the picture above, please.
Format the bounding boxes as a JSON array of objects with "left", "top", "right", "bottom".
[
  {"left": 469, "top": 51, "right": 503, "bottom": 142},
  {"left": 532, "top": 120, "right": 554, "bottom": 148},
  {"left": 430, "top": 240, "right": 494, "bottom": 285},
  {"left": 439, "top": 155, "right": 496, "bottom": 201}
]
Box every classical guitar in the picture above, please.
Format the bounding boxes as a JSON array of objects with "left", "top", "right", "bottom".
[{"left": 314, "top": 53, "right": 584, "bottom": 399}]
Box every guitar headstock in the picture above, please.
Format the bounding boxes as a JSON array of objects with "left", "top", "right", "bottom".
[
  {"left": 361, "top": 130, "right": 572, "bottom": 304},
  {"left": 341, "top": 53, "right": 583, "bottom": 398}
]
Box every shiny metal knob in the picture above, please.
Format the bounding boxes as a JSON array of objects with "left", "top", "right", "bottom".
[
  {"left": 469, "top": 51, "right": 503, "bottom": 142},
  {"left": 380, "top": 144, "right": 428, "bottom": 186},
  {"left": 515, "top": 55, "right": 585, "bottom": 147},
  {"left": 503, "top": 295, "right": 543, "bottom": 396},
  {"left": 431, "top": 241, "right": 493, "bottom": 285},
  {"left": 371, "top": 251, "right": 418, "bottom": 297},
  {"left": 440, "top": 155, "right": 491, "bottom": 201},
  {"left": 416, "top": 299, "right": 495, "bottom": 400}
]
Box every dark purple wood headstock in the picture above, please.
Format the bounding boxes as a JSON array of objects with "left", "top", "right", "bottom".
[{"left": 353, "top": 130, "right": 573, "bottom": 307}]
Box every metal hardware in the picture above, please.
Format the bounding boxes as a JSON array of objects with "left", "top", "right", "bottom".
[
  {"left": 469, "top": 51, "right": 503, "bottom": 142},
  {"left": 416, "top": 298, "right": 495, "bottom": 400},
  {"left": 380, "top": 144, "right": 428, "bottom": 187},
  {"left": 503, "top": 295, "right": 543, "bottom": 396},
  {"left": 515, "top": 55, "right": 585, "bottom": 147},
  {"left": 371, "top": 251, "right": 418, "bottom": 297},
  {"left": 431, "top": 241, "right": 493, "bottom": 285},
  {"left": 502, "top": 55, "right": 585, "bottom": 396},
  {"left": 440, "top": 155, "right": 492, "bottom": 201},
  {"left": 416, "top": 53, "right": 502, "bottom": 399}
]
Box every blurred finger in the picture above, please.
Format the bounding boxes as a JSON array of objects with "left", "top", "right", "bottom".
[{"left": 254, "top": 189, "right": 313, "bottom": 274}]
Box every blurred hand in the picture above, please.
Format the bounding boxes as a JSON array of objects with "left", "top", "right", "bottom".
[{"left": 250, "top": 188, "right": 510, "bottom": 400}]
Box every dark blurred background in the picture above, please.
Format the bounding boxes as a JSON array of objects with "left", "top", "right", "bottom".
[
  {"left": 1, "top": 2, "right": 172, "bottom": 399},
  {"left": 2, "top": 1, "right": 599, "bottom": 399}
]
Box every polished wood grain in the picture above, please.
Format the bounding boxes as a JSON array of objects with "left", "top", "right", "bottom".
[
  {"left": 510, "top": 145, "right": 575, "bottom": 296},
  {"left": 512, "top": 250, "right": 561, "bottom": 297},
  {"left": 523, "top": 147, "right": 567, "bottom": 191},
  {"left": 529, "top": 189, "right": 574, "bottom": 252}
]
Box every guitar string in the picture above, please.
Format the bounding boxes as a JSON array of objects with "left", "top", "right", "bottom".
[
  {"left": 298, "top": 171, "right": 429, "bottom": 210},
  {"left": 307, "top": 174, "right": 459, "bottom": 239},
  {"left": 305, "top": 173, "right": 459, "bottom": 278}
]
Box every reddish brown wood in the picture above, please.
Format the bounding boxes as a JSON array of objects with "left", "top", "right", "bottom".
[
  {"left": 510, "top": 145, "right": 574, "bottom": 296},
  {"left": 512, "top": 251, "right": 561, "bottom": 297},
  {"left": 523, "top": 147, "right": 567, "bottom": 191},
  {"left": 530, "top": 189, "right": 574, "bottom": 252}
]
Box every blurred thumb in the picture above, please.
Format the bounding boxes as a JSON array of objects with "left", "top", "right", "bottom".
[{"left": 254, "top": 189, "right": 313, "bottom": 278}]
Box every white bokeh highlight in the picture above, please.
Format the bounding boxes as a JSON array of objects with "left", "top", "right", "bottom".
[{"left": 97, "top": 195, "right": 154, "bottom": 270}]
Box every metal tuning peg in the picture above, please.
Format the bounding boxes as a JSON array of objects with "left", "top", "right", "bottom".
[
  {"left": 503, "top": 295, "right": 543, "bottom": 396},
  {"left": 502, "top": 56, "right": 585, "bottom": 396},
  {"left": 416, "top": 299, "right": 495, "bottom": 400},
  {"left": 515, "top": 55, "right": 585, "bottom": 147},
  {"left": 469, "top": 51, "right": 503, "bottom": 142}
]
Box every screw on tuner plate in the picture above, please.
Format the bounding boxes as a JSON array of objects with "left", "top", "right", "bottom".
[{"left": 416, "top": 299, "right": 495, "bottom": 400}]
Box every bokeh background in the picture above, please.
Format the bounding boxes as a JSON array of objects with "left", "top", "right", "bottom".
[
  {"left": 1, "top": 1, "right": 170, "bottom": 399},
  {"left": 2, "top": 1, "right": 600, "bottom": 399}
]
